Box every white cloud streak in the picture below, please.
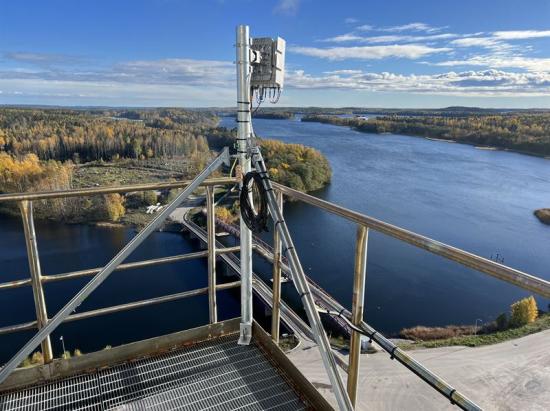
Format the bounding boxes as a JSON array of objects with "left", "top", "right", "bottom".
[
  {"left": 290, "top": 44, "right": 451, "bottom": 60},
  {"left": 286, "top": 68, "right": 550, "bottom": 96},
  {"left": 492, "top": 30, "right": 550, "bottom": 40}
]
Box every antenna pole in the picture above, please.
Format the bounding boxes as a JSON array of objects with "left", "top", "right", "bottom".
[{"left": 236, "top": 24, "right": 253, "bottom": 345}]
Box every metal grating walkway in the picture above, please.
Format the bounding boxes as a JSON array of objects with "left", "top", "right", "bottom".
[{"left": 0, "top": 334, "right": 308, "bottom": 411}]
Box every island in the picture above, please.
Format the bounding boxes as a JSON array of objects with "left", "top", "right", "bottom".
[{"left": 534, "top": 209, "right": 550, "bottom": 225}]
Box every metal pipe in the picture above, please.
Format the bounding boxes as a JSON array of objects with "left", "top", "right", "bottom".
[
  {"left": 273, "top": 183, "right": 550, "bottom": 299},
  {"left": 357, "top": 320, "right": 481, "bottom": 411},
  {"left": 236, "top": 24, "right": 253, "bottom": 346},
  {"left": 0, "top": 247, "right": 241, "bottom": 291},
  {"left": 0, "top": 282, "right": 241, "bottom": 336},
  {"left": 271, "top": 190, "right": 283, "bottom": 343},
  {"left": 347, "top": 225, "right": 368, "bottom": 406},
  {"left": 252, "top": 149, "right": 353, "bottom": 411},
  {"left": 0, "top": 178, "right": 236, "bottom": 203},
  {"left": 206, "top": 185, "right": 217, "bottom": 324},
  {"left": 18, "top": 200, "right": 54, "bottom": 363},
  {"left": 0, "top": 149, "right": 230, "bottom": 385}
]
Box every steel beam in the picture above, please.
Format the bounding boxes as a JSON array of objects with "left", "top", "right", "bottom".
[
  {"left": 271, "top": 190, "right": 283, "bottom": 343},
  {"left": 347, "top": 225, "right": 368, "bottom": 406},
  {"left": 251, "top": 149, "right": 353, "bottom": 411},
  {"left": 0, "top": 148, "right": 230, "bottom": 385},
  {"left": 206, "top": 185, "right": 217, "bottom": 324},
  {"left": 18, "top": 200, "right": 53, "bottom": 363},
  {"left": 0, "top": 178, "right": 236, "bottom": 203},
  {"left": 0, "top": 247, "right": 241, "bottom": 291},
  {"left": 236, "top": 24, "right": 253, "bottom": 345}
]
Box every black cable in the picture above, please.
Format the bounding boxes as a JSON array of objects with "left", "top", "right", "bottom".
[{"left": 240, "top": 171, "right": 269, "bottom": 233}]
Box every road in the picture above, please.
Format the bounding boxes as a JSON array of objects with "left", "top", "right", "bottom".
[{"left": 288, "top": 328, "right": 550, "bottom": 410}]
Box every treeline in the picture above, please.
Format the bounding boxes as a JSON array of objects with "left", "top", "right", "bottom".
[
  {"left": 302, "top": 114, "right": 550, "bottom": 157},
  {"left": 207, "top": 127, "right": 331, "bottom": 192},
  {"left": 0, "top": 108, "right": 212, "bottom": 162},
  {"left": 252, "top": 111, "right": 294, "bottom": 120}
]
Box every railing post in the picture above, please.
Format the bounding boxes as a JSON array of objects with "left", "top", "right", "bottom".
[
  {"left": 18, "top": 200, "right": 54, "bottom": 363},
  {"left": 347, "top": 225, "right": 368, "bottom": 406},
  {"left": 271, "top": 190, "right": 283, "bottom": 343},
  {"left": 206, "top": 185, "right": 217, "bottom": 324}
]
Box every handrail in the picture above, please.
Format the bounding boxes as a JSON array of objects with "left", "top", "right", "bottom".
[
  {"left": 0, "top": 177, "right": 237, "bottom": 202},
  {"left": 273, "top": 182, "right": 550, "bottom": 299},
  {"left": 0, "top": 281, "right": 241, "bottom": 336},
  {"left": 0, "top": 247, "right": 241, "bottom": 291},
  {"left": 0, "top": 149, "right": 231, "bottom": 385}
]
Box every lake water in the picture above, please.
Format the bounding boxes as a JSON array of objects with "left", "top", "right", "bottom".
[
  {"left": 221, "top": 116, "right": 550, "bottom": 333},
  {"left": 1, "top": 116, "right": 549, "bottom": 363}
]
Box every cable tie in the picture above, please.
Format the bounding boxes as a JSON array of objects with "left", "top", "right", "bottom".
[
  {"left": 237, "top": 110, "right": 250, "bottom": 113},
  {"left": 369, "top": 331, "right": 377, "bottom": 343},
  {"left": 275, "top": 219, "right": 285, "bottom": 227},
  {"left": 299, "top": 291, "right": 311, "bottom": 299},
  {"left": 338, "top": 308, "right": 345, "bottom": 318},
  {"left": 449, "top": 389, "right": 456, "bottom": 405},
  {"left": 236, "top": 120, "right": 249, "bottom": 123},
  {"left": 390, "top": 346, "right": 397, "bottom": 360},
  {"left": 284, "top": 246, "right": 295, "bottom": 254},
  {"left": 237, "top": 101, "right": 250, "bottom": 104}
]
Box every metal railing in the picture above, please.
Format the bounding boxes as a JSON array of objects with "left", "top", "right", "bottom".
[
  {"left": 268, "top": 182, "right": 550, "bottom": 410},
  {"left": 0, "top": 150, "right": 236, "bottom": 383},
  {"left": 0, "top": 176, "right": 240, "bottom": 342},
  {"left": 1, "top": 171, "right": 549, "bottom": 410}
]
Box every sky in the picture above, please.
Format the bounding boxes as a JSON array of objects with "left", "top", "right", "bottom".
[{"left": 1, "top": 0, "right": 550, "bottom": 108}]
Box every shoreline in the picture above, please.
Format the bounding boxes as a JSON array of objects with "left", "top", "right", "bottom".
[{"left": 302, "top": 117, "right": 550, "bottom": 161}]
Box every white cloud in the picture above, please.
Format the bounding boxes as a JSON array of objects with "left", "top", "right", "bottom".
[
  {"left": 290, "top": 44, "right": 451, "bottom": 60},
  {"left": 431, "top": 55, "right": 550, "bottom": 73},
  {"left": 345, "top": 17, "right": 358, "bottom": 24},
  {"left": 378, "top": 22, "right": 447, "bottom": 33},
  {"left": 323, "top": 33, "right": 458, "bottom": 44},
  {"left": 0, "top": 56, "right": 236, "bottom": 105},
  {"left": 321, "top": 33, "right": 365, "bottom": 43},
  {"left": 274, "top": 0, "right": 300, "bottom": 15},
  {"left": 286, "top": 68, "right": 550, "bottom": 96},
  {"left": 492, "top": 30, "right": 550, "bottom": 40},
  {"left": 356, "top": 24, "right": 374, "bottom": 31}
]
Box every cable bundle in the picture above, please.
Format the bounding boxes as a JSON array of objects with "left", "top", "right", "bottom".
[{"left": 240, "top": 171, "right": 269, "bottom": 233}]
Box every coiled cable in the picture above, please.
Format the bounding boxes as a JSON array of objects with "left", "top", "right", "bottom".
[{"left": 240, "top": 171, "right": 269, "bottom": 233}]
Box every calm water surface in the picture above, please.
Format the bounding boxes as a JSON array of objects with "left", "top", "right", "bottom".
[
  {"left": 222, "top": 116, "right": 550, "bottom": 333},
  {"left": 1, "top": 116, "right": 549, "bottom": 362}
]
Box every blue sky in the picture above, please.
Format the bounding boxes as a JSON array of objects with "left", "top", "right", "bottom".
[{"left": 1, "top": 0, "right": 550, "bottom": 107}]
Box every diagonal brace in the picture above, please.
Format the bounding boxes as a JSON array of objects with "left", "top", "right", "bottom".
[
  {"left": 0, "top": 148, "right": 230, "bottom": 385},
  {"left": 250, "top": 147, "right": 353, "bottom": 411}
]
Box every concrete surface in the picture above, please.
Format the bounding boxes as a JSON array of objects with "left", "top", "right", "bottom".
[{"left": 288, "top": 329, "right": 550, "bottom": 410}]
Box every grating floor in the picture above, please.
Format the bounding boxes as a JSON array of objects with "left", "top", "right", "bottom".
[{"left": 0, "top": 334, "right": 309, "bottom": 411}]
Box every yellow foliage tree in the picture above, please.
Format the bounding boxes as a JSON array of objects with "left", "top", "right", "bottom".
[
  {"left": 510, "top": 296, "right": 538, "bottom": 327},
  {"left": 103, "top": 194, "right": 126, "bottom": 222},
  {"left": 215, "top": 206, "right": 235, "bottom": 223}
]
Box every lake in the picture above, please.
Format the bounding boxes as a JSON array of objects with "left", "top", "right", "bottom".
[
  {"left": 221, "top": 116, "right": 550, "bottom": 334},
  {"left": 1, "top": 116, "right": 549, "bottom": 362}
]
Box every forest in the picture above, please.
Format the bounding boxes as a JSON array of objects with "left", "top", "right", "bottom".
[
  {"left": 0, "top": 108, "right": 213, "bottom": 162},
  {"left": 302, "top": 114, "right": 550, "bottom": 157},
  {"left": 0, "top": 107, "right": 332, "bottom": 223},
  {"left": 206, "top": 126, "right": 332, "bottom": 192}
]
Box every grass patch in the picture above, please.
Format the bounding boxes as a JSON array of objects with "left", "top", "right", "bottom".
[{"left": 399, "top": 313, "right": 550, "bottom": 350}]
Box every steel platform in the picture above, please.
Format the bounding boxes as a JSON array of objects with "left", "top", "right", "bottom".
[{"left": 0, "top": 320, "right": 331, "bottom": 411}]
